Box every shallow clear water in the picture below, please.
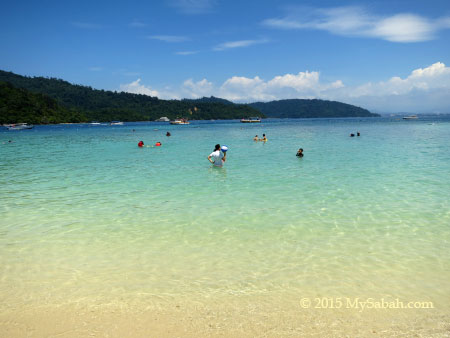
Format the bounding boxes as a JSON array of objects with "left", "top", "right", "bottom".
[{"left": 1, "top": 117, "right": 449, "bottom": 310}]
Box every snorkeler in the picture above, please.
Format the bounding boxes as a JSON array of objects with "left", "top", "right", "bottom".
[{"left": 296, "top": 148, "right": 304, "bottom": 157}]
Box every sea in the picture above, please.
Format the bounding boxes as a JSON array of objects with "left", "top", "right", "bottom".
[{"left": 1, "top": 116, "right": 449, "bottom": 334}]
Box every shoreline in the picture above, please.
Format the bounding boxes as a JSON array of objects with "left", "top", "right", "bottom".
[{"left": 1, "top": 296, "right": 448, "bottom": 337}]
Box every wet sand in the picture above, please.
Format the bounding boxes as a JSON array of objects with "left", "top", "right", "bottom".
[{"left": 1, "top": 296, "right": 449, "bottom": 337}]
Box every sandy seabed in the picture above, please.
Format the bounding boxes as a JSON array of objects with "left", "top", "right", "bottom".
[{"left": 1, "top": 296, "right": 449, "bottom": 338}]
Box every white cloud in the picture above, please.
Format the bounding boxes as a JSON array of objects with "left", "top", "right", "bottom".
[
  {"left": 119, "top": 79, "right": 160, "bottom": 97},
  {"left": 119, "top": 63, "right": 450, "bottom": 113},
  {"left": 119, "top": 79, "right": 180, "bottom": 100},
  {"left": 175, "top": 51, "right": 198, "bottom": 55},
  {"left": 168, "top": 0, "right": 216, "bottom": 14},
  {"left": 129, "top": 20, "right": 147, "bottom": 28},
  {"left": 182, "top": 78, "right": 214, "bottom": 98},
  {"left": 147, "top": 35, "right": 189, "bottom": 42},
  {"left": 263, "top": 6, "right": 450, "bottom": 43},
  {"left": 213, "top": 39, "right": 269, "bottom": 51}
]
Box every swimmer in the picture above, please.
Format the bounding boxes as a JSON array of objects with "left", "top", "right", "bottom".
[
  {"left": 296, "top": 148, "right": 304, "bottom": 157},
  {"left": 208, "top": 144, "right": 226, "bottom": 167},
  {"left": 253, "top": 135, "right": 258, "bottom": 141},
  {"left": 166, "top": 132, "right": 171, "bottom": 136},
  {"left": 259, "top": 134, "right": 267, "bottom": 142},
  {"left": 357, "top": 132, "right": 360, "bottom": 136},
  {"left": 138, "top": 141, "right": 144, "bottom": 147},
  {"left": 350, "top": 133, "right": 355, "bottom": 137},
  {"left": 155, "top": 142, "right": 162, "bottom": 146}
]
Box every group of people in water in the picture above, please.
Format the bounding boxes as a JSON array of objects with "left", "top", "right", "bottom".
[
  {"left": 137, "top": 130, "right": 172, "bottom": 147},
  {"left": 253, "top": 134, "right": 267, "bottom": 142}
]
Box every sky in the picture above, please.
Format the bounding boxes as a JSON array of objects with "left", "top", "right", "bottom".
[{"left": 1, "top": 0, "right": 450, "bottom": 113}]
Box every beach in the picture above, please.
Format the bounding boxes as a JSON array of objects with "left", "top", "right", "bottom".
[{"left": 1, "top": 117, "right": 449, "bottom": 336}]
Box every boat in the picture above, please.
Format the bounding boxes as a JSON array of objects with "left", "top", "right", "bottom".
[
  {"left": 155, "top": 116, "right": 170, "bottom": 122},
  {"left": 90, "top": 121, "right": 101, "bottom": 125},
  {"left": 6, "top": 123, "right": 34, "bottom": 130},
  {"left": 110, "top": 121, "right": 124, "bottom": 125},
  {"left": 170, "top": 118, "right": 190, "bottom": 125},
  {"left": 241, "top": 117, "right": 261, "bottom": 123},
  {"left": 403, "top": 115, "right": 418, "bottom": 120}
]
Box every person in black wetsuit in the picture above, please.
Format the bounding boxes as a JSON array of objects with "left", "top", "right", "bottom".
[{"left": 296, "top": 148, "right": 304, "bottom": 157}]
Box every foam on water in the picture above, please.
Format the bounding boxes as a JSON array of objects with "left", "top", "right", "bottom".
[{"left": 0, "top": 118, "right": 449, "bottom": 312}]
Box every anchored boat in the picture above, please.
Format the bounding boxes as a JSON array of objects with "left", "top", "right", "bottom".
[{"left": 241, "top": 117, "right": 261, "bottom": 123}]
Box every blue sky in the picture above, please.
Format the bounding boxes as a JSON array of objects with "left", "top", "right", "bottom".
[{"left": 1, "top": 0, "right": 450, "bottom": 113}]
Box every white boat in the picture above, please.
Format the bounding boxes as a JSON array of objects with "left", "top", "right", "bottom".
[
  {"left": 90, "top": 121, "right": 101, "bottom": 125},
  {"left": 170, "top": 118, "right": 189, "bottom": 125},
  {"left": 241, "top": 117, "right": 261, "bottom": 123},
  {"left": 155, "top": 116, "right": 170, "bottom": 122},
  {"left": 6, "top": 123, "right": 34, "bottom": 130},
  {"left": 110, "top": 121, "right": 124, "bottom": 125},
  {"left": 403, "top": 115, "right": 418, "bottom": 120}
]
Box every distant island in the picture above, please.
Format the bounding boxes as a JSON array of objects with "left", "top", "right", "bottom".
[
  {"left": 0, "top": 70, "right": 379, "bottom": 124},
  {"left": 249, "top": 99, "right": 378, "bottom": 118}
]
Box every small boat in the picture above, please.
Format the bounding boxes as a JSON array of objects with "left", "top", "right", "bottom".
[
  {"left": 90, "top": 121, "right": 101, "bottom": 125},
  {"left": 403, "top": 115, "right": 418, "bottom": 120},
  {"left": 110, "top": 121, "right": 124, "bottom": 125},
  {"left": 6, "top": 123, "right": 34, "bottom": 130},
  {"left": 170, "top": 118, "right": 190, "bottom": 125},
  {"left": 155, "top": 117, "right": 170, "bottom": 122},
  {"left": 241, "top": 117, "right": 261, "bottom": 123}
]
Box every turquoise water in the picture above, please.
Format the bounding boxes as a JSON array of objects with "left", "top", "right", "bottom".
[{"left": 1, "top": 117, "right": 449, "bottom": 310}]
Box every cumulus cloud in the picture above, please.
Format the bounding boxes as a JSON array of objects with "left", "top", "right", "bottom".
[
  {"left": 182, "top": 78, "right": 214, "bottom": 98},
  {"left": 213, "top": 39, "right": 269, "bottom": 51},
  {"left": 119, "top": 63, "right": 450, "bottom": 113},
  {"left": 263, "top": 6, "right": 450, "bottom": 42}
]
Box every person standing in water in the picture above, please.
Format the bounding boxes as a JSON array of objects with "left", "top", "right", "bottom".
[
  {"left": 208, "top": 144, "right": 226, "bottom": 167},
  {"left": 296, "top": 148, "right": 304, "bottom": 157}
]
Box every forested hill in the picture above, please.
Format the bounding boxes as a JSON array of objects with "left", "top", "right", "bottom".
[
  {"left": 0, "top": 82, "right": 86, "bottom": 124},
  {"left": 249, "top": 99, "right": 379, "bottom": 118},
  {"left": 0, "top": 70, "right": 260, "bottom": 123}
]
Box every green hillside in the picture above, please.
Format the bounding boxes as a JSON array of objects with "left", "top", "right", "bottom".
[
  {"left": 0, "top": 82, "right": 86, "bottom": 124},
  {"left": 0, "top": 70, "right": 260, "bottom": 123},
  {"left": 249, "top": 99, "right": 379, "bottom": 118}
]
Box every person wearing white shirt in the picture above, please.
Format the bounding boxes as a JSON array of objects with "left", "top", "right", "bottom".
[{"left": 208, "top": 144, "right": 226, "bottom": 167}]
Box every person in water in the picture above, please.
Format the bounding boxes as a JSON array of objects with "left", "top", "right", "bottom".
[
  {"left": 296, "top": 148, "right": 304, "bottom": 157},
  {"left": 166, "top": 132, "right": 171, "bottom": 136},
  {"left": 350, "top": 133, "right": 355, "bottom": 137},
  {"left": 253, "top": 135, "right": 258, "bottom": 141},
  {"left": 357, "top": 132, "right": 360, "bottom": 136},
  {"left": 260, "top": 134, "right": 267, "bottom": 142},
  {"left": 208, "top": 144, "right": 226, "bottom": 167},
  {"left": 155, "top": 142, "right": 162, "bottom": 146},
  {"left": 138, "top": 141, "right": 144, "bottom": 147}
]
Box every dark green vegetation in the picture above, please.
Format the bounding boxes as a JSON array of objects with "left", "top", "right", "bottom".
[
  {"left": 249, "top": 99, "right": 379, "bottom": 118},
  {"left": 0, "top": 70, "right": 260, "bottom": 124},
  {"left": 0, "top": 82, "right": 86, "bottom": 124},
  {"left": 0, "top": 70, "right": 378, "bottom": 124}
]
